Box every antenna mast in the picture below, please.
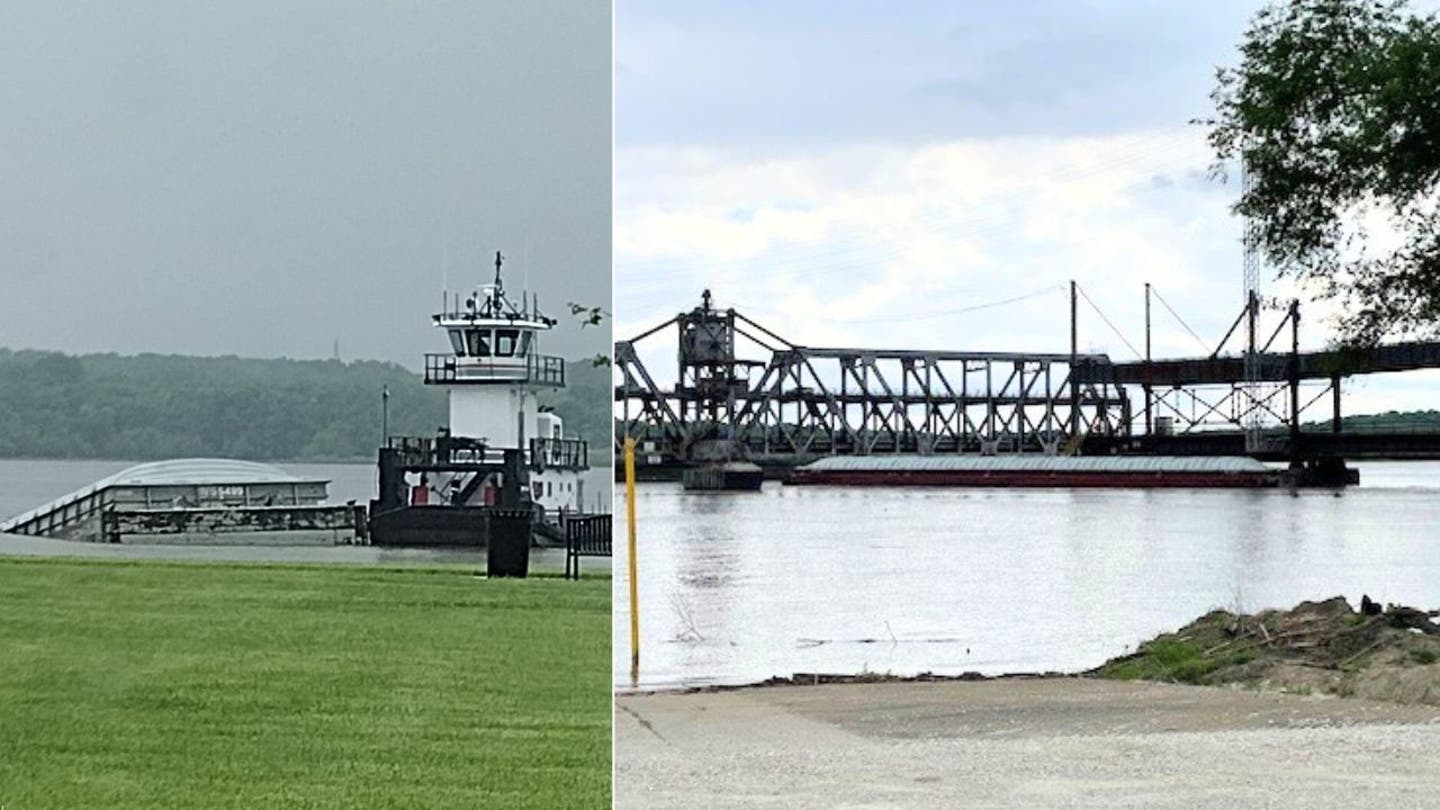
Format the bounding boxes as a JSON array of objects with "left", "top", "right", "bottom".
[{"left": 493, "top": 250, "right": 505, "bottom": 313}]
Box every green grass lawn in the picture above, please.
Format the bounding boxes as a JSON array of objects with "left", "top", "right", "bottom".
[{"left": 0, "top": 558, "right": 611, "bottom": 809}]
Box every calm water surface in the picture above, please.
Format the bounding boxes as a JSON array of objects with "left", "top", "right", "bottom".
[
  {"left": 0, "top": 459, "right": 611, "bottom": 572},
  {"left": 614, "top": 461, "right": 1440, "bottom": 690}
]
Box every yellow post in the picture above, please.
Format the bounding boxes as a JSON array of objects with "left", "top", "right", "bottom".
[{"left": 624, "top": 436, "right": 640, "bottom": 682}]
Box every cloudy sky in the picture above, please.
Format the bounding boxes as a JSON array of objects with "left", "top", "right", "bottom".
[
  {"left": 0, "top": 1, "right": 610, "bottom": 366},
  {"left": 615, "top": 0, "right": 1440, "bottom": 416}
]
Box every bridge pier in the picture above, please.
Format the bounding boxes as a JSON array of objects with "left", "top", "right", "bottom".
[{"left": 1286, "top": 456, "right": 1360, "bottom": 487}]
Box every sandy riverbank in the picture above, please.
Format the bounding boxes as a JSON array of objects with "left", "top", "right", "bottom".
[{"left": 616, "top": 677, "right": 1440, "bottom": 809}]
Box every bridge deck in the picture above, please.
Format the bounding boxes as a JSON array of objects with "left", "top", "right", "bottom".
[
  {"left": 1076, "top": 341, "right": 1440, "bottom": 386},
  {"left": 1089, "top": 430, "right": 1440, "bottom": 460}
]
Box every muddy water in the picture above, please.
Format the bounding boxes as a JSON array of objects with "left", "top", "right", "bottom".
[{"left": 614, "top": 461, "right": 1440, "bottom": 690}]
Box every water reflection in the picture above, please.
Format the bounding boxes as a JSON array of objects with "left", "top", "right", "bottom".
[{"left": 615, "top": 463, "right": 1440, "bottom": 690}]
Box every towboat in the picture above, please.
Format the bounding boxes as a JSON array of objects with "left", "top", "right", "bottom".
[{"left": 367, "top": 251, "right": 599, "bottom": 550}]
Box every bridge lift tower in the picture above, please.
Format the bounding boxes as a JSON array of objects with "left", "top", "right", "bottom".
[{"left": 673, "top": 290, "right": 765, "bottom": 459}]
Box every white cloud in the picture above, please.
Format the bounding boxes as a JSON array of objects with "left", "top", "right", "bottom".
[
  {"left": 619, "top": 127, "right": 1237, "bottom": 348},
  {"left": 616, "top": 128, "right": 1425, "bottom": 419}
]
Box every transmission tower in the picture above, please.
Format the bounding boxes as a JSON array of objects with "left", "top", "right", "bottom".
[{"left": 1242, "top": 151, "right": 1262, "bottom": 453}]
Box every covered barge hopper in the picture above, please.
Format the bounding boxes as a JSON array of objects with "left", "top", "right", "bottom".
[
  {"left": 788, "top": 455, "right": 1283, "bottom": 488},
  {"left": 0, "top": 458, "right": 364, "bottom": 544}
]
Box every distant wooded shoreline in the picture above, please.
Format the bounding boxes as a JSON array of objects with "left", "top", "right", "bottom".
[{"left": 0, "top": 349, "right": 610, "bottom": 464}]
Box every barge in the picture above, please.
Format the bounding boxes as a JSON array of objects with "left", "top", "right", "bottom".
[
  {"left": 0, "top": 458, "right": 365, "bottom": 544},
  {"left": 787, "top": 455, "right": 1284, "bottom": 488}
]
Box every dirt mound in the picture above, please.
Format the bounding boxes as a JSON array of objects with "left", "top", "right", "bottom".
[{"left": 1091, "top": 596, "right": 1440, "bottom": 705}]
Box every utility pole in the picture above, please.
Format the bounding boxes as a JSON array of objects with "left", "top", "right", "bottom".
[
  {"left": 381, "top": 385, "right": 390, "bottom": 445},
  {"left": 1289, "top": 299, "right": 1301, "bottom": 469},
  {"left": 1069, "top": 280, "right": 1079, "bottom": 440},
  {"left": 1144, "top": 282, "right": 1152, "bottom": 436}
]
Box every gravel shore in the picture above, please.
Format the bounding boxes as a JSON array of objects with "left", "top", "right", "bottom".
[{"left": 616, "top": 678, "right": 1440, "bottom": 808}]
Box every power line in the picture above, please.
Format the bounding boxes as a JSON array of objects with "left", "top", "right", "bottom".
[
  {"left": 833, "top": 283, "right": 1067, "bottom": 324},
  {"left": 1149, "top": 286, "right": 1212, "bottom": 354},
  {"left": 1076, "top": 284, "right": 1144, "bottom": 359}
]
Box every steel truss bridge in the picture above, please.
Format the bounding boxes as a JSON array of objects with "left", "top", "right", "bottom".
[{"left": 615, "top": 289, "right": 1440, "bottom": 467}]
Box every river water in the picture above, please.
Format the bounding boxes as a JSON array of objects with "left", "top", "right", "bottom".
[
  {"left": 613, "top": 461, "right": 1440, "bottom": 690},
  {"left": 0, "top": 459, "right": 612, "bottom": 571}
]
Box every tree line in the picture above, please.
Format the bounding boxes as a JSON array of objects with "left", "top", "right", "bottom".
[{"left": 0, "top": 349, "right": 610, "bottom": 463}]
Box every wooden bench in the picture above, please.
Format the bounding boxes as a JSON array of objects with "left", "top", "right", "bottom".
[{"left": 564, "top": 514, "right": 612, "bottom": 580}]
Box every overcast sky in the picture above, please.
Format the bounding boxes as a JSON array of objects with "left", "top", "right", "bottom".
[
  {"left": 615, "top": 0, "right": 1440, "bottom": 415},
  {"left": 0, "top": 1, "right": 610, "bottom": 367}
]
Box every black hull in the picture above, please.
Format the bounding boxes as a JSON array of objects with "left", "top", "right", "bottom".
[{"left": 368, "top": 505, "right": 534, "bottom": 548}]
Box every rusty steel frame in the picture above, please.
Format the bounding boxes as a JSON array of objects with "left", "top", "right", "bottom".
[
  {"left": 615, "top": 300, "right": 1130, "bottom": 463},
  {"left": 617, "top": 292, "right": 1440, "bottom": 465}
]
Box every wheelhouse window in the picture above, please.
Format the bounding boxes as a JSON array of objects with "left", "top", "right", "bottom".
[
  {"left": 518, "top": 331, "right": 534, "bottom": 356},
  {"left": 466, "top": 329, "right": 491, "bottom": 357},
  {"left": 495, "top": 328, "right": 520, "bottom": 357},
  {"left": 448, "top": 329, "right": 466, "bottom": 356}
]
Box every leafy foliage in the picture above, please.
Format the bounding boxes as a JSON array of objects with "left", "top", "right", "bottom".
[
  {"left": 0, "top": 349, "right": 610, "bottom": 462},
  {"left": 1208, "top": 0, "right": 1440, "bottom": 344},
  {"left": 1323, "top": 408, "right": 1440, "bottom": 431},
  {"left": 1099, "top": 636, "right": 1258, "bottom": 685}
]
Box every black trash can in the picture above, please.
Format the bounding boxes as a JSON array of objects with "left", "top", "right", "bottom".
[{"left": 486, "top": 507, "right": 533, "bottom": 578}]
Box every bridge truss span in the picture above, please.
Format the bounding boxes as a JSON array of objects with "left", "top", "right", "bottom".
[
  {"left": 617, "top": 289, "right": 1440, "bottom": 468},
  {"left": 615, "top": 293, "right": 1129, "bottom": 464}
]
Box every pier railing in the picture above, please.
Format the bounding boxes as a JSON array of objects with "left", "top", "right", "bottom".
[{"left": 424, "top": 353, "right": 565, "bottom": 386}]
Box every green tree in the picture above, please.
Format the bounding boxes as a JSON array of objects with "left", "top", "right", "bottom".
[
  {"left": 0, "top": 350, "right": 606, "bottom": 463},
  {"left": 1208, "top": 0, "right": 1440, "bottom": 344}
]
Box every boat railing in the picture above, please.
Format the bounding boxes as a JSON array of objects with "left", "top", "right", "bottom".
[
  {"left": 424, "top": 353, "right": 566, "bottom": 386},
  {"left": 531, "top": 437, "right": 589, "bottom": 470},
  {"left": 386, "top": 434, "right": 504, "bottom": 467}
]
